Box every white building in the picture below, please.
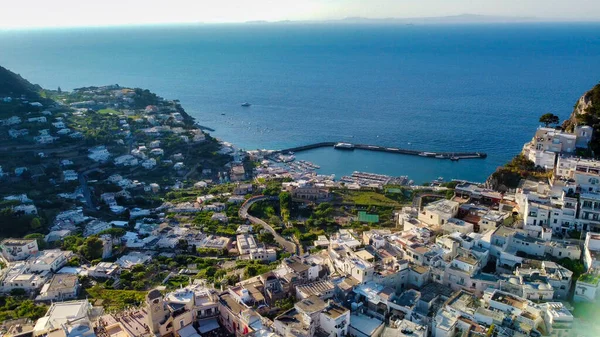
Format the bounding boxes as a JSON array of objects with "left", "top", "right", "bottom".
[
  {"left": 87, "top": 262, "right": 121, "bottom": 279},
  {"left": 442, "top": 218, "right": 474, "bottom": 235},
  {"left": 33, "top": 300, "right": 96, "bottom": 337},
  {"left": 36, "top": 274, "right": 80, "bottom": 302},
  {"left": 418, "top": 199, "right": 459, "bottom": 226},
  {"left": 522, "top": 125, "right": 592, "bottom": 168},
  {"left": 237, "top": 234, "right": 258, "bottom": 254},
  {"left": 28, "top": 249, "right": 71, "bottom": 273},
  {"left": 0, "top": 238, "right": 39, "bottom": 261},
  {"left": 83, "top": 220, "right": 110, "bottom": 237}
]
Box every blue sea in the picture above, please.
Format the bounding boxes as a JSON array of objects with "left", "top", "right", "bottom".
[{"left": 1, "top": 23, "right": 599, "bottom": 183}]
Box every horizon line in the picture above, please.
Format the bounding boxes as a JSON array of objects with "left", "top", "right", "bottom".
[{"left": 1, "top": 14, "right": 600, "bottom": 30}]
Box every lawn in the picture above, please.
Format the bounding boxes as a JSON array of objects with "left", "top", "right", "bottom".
[
  {"left": 85, "top": 286, "right": 147, "bottom": 311},
  {"left": 336, "top": 190, "right": 402, "bottom": 207}
]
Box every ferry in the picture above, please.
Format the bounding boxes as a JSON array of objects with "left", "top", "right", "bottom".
[
  {"left": 334, "top": 142, "right": 355, "bottom": 150},
  {"left": 241, "top": 102, "right": 251, "bottom": 107}
]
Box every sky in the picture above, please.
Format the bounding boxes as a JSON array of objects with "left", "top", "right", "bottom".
[{"left": 1, "top": 0, "right": 599, "bottom": 28}]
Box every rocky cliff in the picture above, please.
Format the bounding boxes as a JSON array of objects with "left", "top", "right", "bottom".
[{"left": 562, "top": 84, "right": 599, "bottom": 132}]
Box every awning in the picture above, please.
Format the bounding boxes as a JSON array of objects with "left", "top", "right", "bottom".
[{"left": 198, "top": 318, "right": 220, "bottom": 333}]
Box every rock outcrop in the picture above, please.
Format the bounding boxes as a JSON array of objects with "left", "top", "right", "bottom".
[{"left": 562, "top": 84, "right": 599, "bottom": 132}]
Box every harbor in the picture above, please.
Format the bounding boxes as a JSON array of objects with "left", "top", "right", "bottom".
[{"left": 276, "top": 142, "right": 487, "bottom": 160}]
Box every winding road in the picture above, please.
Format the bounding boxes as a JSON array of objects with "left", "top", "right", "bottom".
[{"left": 239, "top": 195, "right": 298, "bottom": 255}]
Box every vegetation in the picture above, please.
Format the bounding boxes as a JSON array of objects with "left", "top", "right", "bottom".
[
  {"left": 539, "top": 113, "right": 560, "bottom": 127},
  {"left": 85, "top": 286, "right": 146, "bottom": 311},
  {"left": 0, "top": 296, "right": 48, "bottom": 322},
  {"left": 80, "top": 237, "right": 104, "bottom": 260},
  {"left": 279, "top": 192, "right": 291, "bottom": 222},
  {"left": 0, "top": 65, "right": 44, "bottom": 99},
  {"left": 557, "top": 258, "right": 585, "bottom": 280},
  {"left": 0, "top": 208, "right": 43, "bottom": 237},
  {"left": 572, "top": 83, "right": 600, "bottom": 156},
  {"left": 236, "top": 260, "right": 278, "bottom": 279},
  {"left": 335, "top": 190, "right": 402, "bottom": 207},
  {"left": 274, "top": 297, "right": 295, "bottom": 311},
  {"left": 489, "top": 154, "right": 550, "bottom": 190}
]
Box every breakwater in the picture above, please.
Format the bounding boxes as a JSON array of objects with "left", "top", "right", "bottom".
[{"left": 276, "top": 142, "right": 487, "bottom": 160}]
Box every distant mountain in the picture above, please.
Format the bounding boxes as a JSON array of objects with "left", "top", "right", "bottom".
[
  {"left": 0, "top": 65, "right": 43, "bottom": 98},
  {"left": 244, "top": 14, "right": 542, "bottom": 25},
  {"left": 337, "top": 14, "right": 539, "bottom": 24}
]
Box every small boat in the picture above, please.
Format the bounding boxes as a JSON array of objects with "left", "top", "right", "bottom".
[
  {"left": 221, "top": 113, "right": 226, "bottom": 115},
  {"left": 334, "top": 143, "right": 355, "bottom": 150},
  {"left": 241, "top": 102, "right": 251, "bottom": 107},
  {"left": 450, "top": 156, "right": 460, "bottom": 161},
  {"left": 435, "top": 155, "right": 445, "bottom": 159}
]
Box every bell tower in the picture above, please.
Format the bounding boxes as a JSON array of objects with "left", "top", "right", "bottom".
[{"left": 146, "top": 289, "right": 167, "bottom": 335}]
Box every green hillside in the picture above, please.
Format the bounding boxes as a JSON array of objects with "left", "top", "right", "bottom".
[{"left": 0, "top": 65, "right": 43, "bottom": 98}]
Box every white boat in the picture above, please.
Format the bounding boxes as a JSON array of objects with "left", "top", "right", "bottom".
[{"left": 334, "top": 142, "right": 355, "bottom": 150}]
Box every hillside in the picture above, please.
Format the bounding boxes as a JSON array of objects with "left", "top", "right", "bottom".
[
  {"left": 0, "top": 65, "right": 43, "bottom": 99},
  {"left": 563, "top": 83, "right": 600, "bottom": 155}
]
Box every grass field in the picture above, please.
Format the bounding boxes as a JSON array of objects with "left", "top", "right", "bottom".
[{"left": 335, "top": 190, "right": 402, "bottom": 207}]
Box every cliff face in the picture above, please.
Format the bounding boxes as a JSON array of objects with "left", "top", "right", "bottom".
[{"left": 562, "top": 84, "right": 600, "bottom": 132}]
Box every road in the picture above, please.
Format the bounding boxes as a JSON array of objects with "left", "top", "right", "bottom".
[
  {"left": 239, "top": 195, "right": 298, "bottom": 255},
  {"left": 79, "top": 167, "right": 103, "bottom": 210}
]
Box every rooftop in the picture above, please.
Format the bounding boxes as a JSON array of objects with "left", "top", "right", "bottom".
[
  {"left": 1, "top": 238, "right": 35, "bottom": 246},
  {"left": 490, "top": 291, "right": 526, "bottom": 310},
  {"left": 446, "top": 290, "right": 479, "bottom": 316},
  {"left": 322, "top": 303, "right": 348, "bottom": 319},
  {"left": 47, "top": 274, "right": 78, "bottom": 291},
  {"left": 295, "top": 295, "right": 327, "bottom": 314},
  {"left": 392, "top": 289, "right": 420, "bottom": 308},
  {"left": 349, "top": 313, "right": 384, "bottom": 337},
  {"left": 424, "top": 199, "right": 459, "bottom": 214},
  {"left": 219, "top": 292, "right": 247, "bottom": 315},
  {"left": 296, "top": 280, "right": 335, "bottom": 297}
]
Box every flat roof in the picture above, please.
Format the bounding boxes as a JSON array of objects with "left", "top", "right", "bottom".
[
  {"left": 48, "top": 274, "right": 78, "bottom": 290},
  {"left": 295, "top": 295, "right": 327, "bottom": 313},
  {"left": 322, "top": 303, "right": 348, "bottom": 319},
  {"left": 491, "top": 291, "right": 526, "bottom": 309},
  {"left": 349, "top": 313, "right": 384, "bottom": 336},
  {"left": 1, "top": 238, "right": 35, "bottom": 246}
]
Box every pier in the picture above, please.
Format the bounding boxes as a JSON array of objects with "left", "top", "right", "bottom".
[{"left": 276, "top": 142, "right": 487, "bottom": 160}]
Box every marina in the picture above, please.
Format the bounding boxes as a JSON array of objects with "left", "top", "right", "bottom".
[{"left": 277, "top": 142, "right": 487, "bottom": 160}]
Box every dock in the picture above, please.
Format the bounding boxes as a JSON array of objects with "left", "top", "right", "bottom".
[{"left": 276, "top": 142, "right": 486, "bottom": 160}]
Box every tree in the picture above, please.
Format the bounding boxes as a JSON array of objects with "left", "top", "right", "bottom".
[
  {"left": 279, "top": 192, "right": 291, "bottom": 221},
  {"left": 539, "top": 113, "right": 560, "bottom": 127},
  {"left": 30, "top": 218, "right": 42, "bottom": 230},
  {"left": 258, "top": 232, "right": 275, "bottom": 244},
  {"left": 80, "top": 237, "right": 104, "bottom": 260}
]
